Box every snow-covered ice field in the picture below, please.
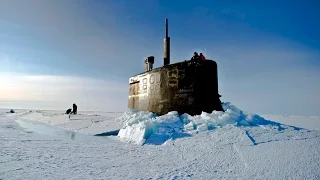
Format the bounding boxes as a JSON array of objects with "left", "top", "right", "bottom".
[
  {"left": 261, "top": 114, "right": 320, "bottom": 131},
  {"left": 1, "top": 103, "right": 320, "bottom": 179}
]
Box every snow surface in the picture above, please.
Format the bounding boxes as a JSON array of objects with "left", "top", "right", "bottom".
[
  {"left": 2, "top": 109, "right": 123, "bottom": 135},
  {"left": 1, "top": 103, "right": 320, "bottom": 179},
  {"left": 261, "top": 114, "right": 320, "bottom": 131}
]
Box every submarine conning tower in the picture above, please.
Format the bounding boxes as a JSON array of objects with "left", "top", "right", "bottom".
[{"left": 128, "top": 19, "right": 224, "bottom": 116}]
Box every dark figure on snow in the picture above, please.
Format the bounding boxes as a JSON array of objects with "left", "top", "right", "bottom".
[
  {"left": 65, "top": 108, "right": 72, "bottom": 114},
  {"left": 72, "top": 103, "right": 77, "bottom": 115},
  {"left": 191, "top": 52, "right": 200, "bottom": 61}
]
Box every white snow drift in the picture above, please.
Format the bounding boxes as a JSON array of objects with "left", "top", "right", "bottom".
[{"left": 117, "top": 102, "right": 303, "bottom": 145}]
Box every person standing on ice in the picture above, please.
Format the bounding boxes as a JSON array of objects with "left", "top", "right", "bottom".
[{"left": 72, "top": 103, "right": 77, "bottom": 115}]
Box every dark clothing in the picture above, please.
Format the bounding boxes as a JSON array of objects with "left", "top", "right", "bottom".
[
  {"left": 66, "top": 108, "right": 72, "bottom": 114},
  {"left": 72, "top": 104, "right": 77, "bottom": 115},
  {"left": 191, "top": 54, "right": 200, "bottom": 60}
]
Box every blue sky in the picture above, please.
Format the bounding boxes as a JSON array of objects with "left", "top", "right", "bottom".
[{"left": 0, "top": 0, "right": 319, "bottom": 115}]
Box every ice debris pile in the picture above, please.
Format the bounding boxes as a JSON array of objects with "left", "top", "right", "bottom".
[{"left": 117, "top": 102, "right": 291, "bottom": 145}]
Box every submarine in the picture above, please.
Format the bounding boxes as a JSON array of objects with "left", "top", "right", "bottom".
[{"left": 128, "top": 19, "right": 224, "bottom": 116}]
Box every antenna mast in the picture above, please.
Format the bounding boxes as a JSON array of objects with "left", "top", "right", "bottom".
[{"left": 163, "top": 18, "right": 170, "bottom": 65}]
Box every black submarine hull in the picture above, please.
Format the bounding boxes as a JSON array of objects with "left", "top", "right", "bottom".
[{"left": 128, "top": 59, "right": 224, "bottom": 116}]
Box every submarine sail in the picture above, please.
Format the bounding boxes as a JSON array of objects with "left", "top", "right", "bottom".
[{"left": 128, "top": 19, "right": 223, "bottom": 116}]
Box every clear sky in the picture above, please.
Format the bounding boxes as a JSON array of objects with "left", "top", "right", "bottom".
[{"left": 0, "top": 0, "right": 319, "bottom": 115}]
